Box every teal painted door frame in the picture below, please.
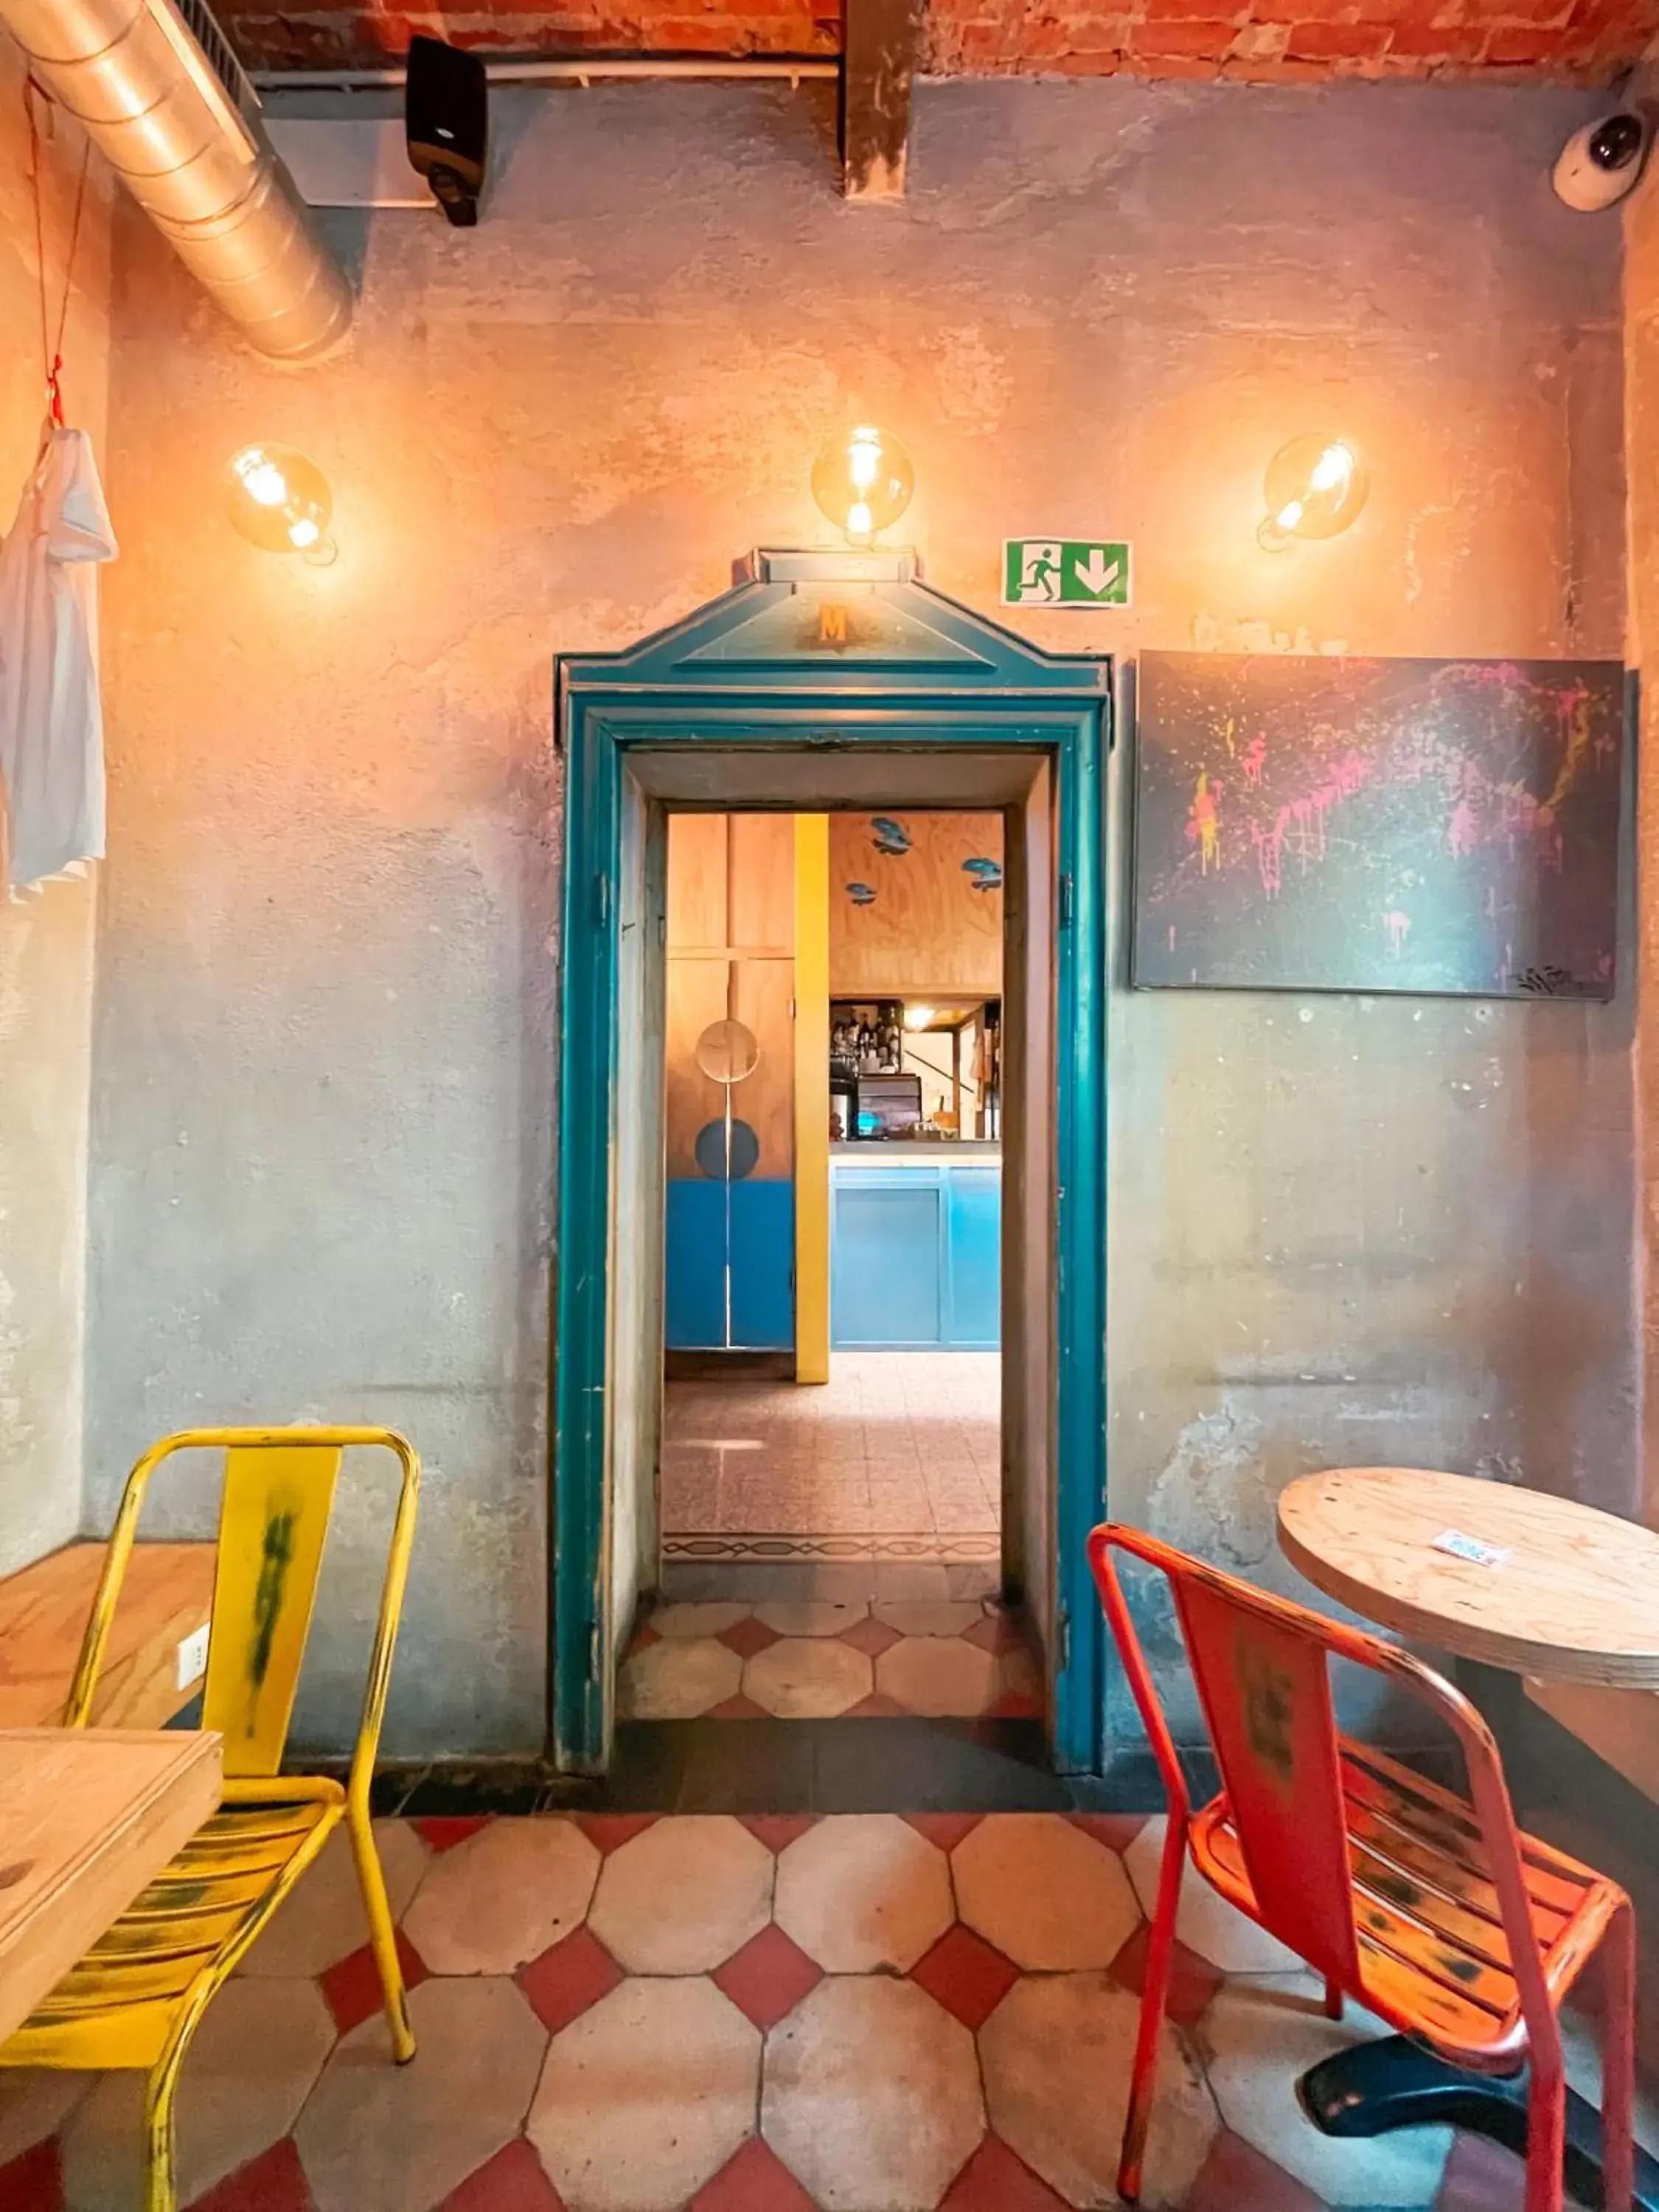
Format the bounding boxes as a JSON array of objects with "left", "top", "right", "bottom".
[{"left": 554, "top": 553, "right": 1110, "bottom": 1775}]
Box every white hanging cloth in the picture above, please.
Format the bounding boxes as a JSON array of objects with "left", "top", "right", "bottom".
[{"left": 0, "top": 425, "right": 118, "bottom": 896}]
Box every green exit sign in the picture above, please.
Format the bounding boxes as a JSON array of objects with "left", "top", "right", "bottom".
[{"left": 1003, "top": 538, "right": 1132, "bottom": 608}]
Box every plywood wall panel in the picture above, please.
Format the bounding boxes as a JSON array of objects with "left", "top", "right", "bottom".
[{"left": 830, "top": 812, "right": 1004, "bottom": 998}]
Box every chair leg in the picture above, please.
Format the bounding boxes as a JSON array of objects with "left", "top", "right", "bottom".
[
  {"left": 1600, "top": 1901, "right": 1637, "bottom": 2212},
  {"left": 1523, "top": 2025, "right": 1568, "bottom": 2212},
  {"left": 346, "top": 1798, "right": 417, "bottom": 2062},
  {"left": 143, "top": 2054, "right": 184, "bottom": 2212},
  {"left": 1119, "top": 1816, "right": 1186, "bottom": 2203}
]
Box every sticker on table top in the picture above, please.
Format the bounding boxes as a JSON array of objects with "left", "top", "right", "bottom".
[{"left": 1430, "top": 1528, "right": 1510, "bottom": 1569}]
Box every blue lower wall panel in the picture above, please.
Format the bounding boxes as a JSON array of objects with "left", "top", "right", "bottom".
[
  {"left": 728, "top": 1179, "right": 795, "bottom": 1350},
  {"left": 666, "top": 1176, "right": 795, "bottom": 1351},
  {"left": 665, "top": 1180, "right": 728, "bottom": 1349}
]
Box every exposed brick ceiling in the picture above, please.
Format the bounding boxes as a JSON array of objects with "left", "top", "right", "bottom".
[{"left": 225, "top": 0, "right": 1659, "bottom": 80}]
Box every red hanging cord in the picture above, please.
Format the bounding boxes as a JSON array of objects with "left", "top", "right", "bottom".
[{"left": 24, "top": 76, "right": 91, "bottom": 431}]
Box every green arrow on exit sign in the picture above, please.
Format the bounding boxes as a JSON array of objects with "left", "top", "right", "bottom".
[{"left": 1003, "top": 538, "right": 1131, "bottom": 608}]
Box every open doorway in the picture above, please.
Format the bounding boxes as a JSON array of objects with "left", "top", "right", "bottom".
[
  {"left": 634, "top": 807, "right": 1025, "bottom": 1727},
  {"left": 553, "top": 557, "right": 1108, "bottom": 1777}
]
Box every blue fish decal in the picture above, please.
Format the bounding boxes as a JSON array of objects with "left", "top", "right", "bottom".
[
  {"left": 870, "top": 815, "right": 911, "bottom": 857},
  {"left": 846, "top": 882, "right": 876, "bottom": 906},
  {"left": 962, "top": 857, "right": 1004, "bottom": 891}
]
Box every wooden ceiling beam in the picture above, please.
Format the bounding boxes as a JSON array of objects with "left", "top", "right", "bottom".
[{"left": 841, "top": 0, "right": 922, "bottom": 201}]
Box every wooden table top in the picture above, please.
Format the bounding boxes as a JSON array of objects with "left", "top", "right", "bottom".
[
  {"left": 1278, "top": 1467, "right": 1659, "bottom": 1689},
  {"left": 0, "top": 1728, "right": 221, "bottom": 2043}
]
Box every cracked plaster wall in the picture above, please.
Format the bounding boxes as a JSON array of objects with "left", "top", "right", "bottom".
[{"left": 91, "top": 77, "right": 1634, "bottom": 1758}]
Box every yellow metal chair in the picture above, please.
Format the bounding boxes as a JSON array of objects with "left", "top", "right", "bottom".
[{"left": 1, "top": 1427, "right": 421, "bottom": 2212}]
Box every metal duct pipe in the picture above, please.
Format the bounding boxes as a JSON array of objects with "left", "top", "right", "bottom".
[{"left": 0, "top": 0, "right": 352, "bottom": 359}]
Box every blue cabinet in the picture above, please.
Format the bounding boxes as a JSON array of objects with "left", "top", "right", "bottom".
[{"left": 831, "top": 1158, "right": 1001, "bottom": 1350}]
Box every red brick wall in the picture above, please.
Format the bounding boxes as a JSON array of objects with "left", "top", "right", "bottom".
[{"left": 221, "top": 0, "right": 1657, "bottom": 80}]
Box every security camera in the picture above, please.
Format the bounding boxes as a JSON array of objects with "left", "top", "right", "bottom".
[{"left": 1553, "top": 111, "right": 1649, "bottom": 212}]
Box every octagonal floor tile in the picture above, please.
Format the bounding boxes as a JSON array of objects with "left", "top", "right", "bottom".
[
  {"left": 773, "top": 1815, "right": 954, "bottom": 1973},
  {"left": 619, "top": 1638, "right": 744, "bottom": 1719},
  {"left": 296, "top": 1976, "right": 547, "bottom": 2212},
  {"left": 953, "top": 1815, "right": 1141, "bottom": 1971},
  {"left": 529, "top": 1975, "right": 761, "bottom": 2212},
  {"left": 1124, "top": 1820, "right": 1303, "bottom": 1974},
  {"left": 762, "top": 1975, "right": 984, "bottom": 2212},
  {"left": 239, "top": 1818, "right": 429, "bottom": 1978},
  {"left": 874, "top": 1638, "right": 997, "bottom": 1717},
  {"left": 743, "top": 1638, "right": 872, "bottom": 1719},
  {"left": 588, "top": 1816, "right": 773, "bottom": 1974},
  {"left": 1201, "top": 1975, "right": 1453, "bottom": 2207},
  {"left": 0, "top": 2071, "right": 92, "bottom": 2167},
  {"left": 979, "top": 1970, "right": 1219, "bottom": 2210},
  {"left": 63, "top": 1978, "right": 335, "bottom": 2211},
  {"left": 404, "top": 1818, "right": 600, "bottom": 1975}
]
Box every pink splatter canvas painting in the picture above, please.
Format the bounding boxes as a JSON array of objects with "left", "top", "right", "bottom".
[{"left": 1131, "top": 653, "right": 1626, "bottom": 998}]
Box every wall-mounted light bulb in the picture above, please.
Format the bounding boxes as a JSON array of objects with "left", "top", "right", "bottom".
[
  {"left": 811, "top": 424, "right": 914, "bottom": 548},
  {"left": 227, "top": 443, "right": 336, "bottom": 564},
  {"left": 1258, "top": 435, "right": 1368, "bottom": 551},
  {"left": 904, "top": 1004, "right": 936, "bottom": 1031}
]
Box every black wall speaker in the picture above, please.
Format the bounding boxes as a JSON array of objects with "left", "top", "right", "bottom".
[{"left": 406, "top": 35, "right": 489, "bottom": 228}]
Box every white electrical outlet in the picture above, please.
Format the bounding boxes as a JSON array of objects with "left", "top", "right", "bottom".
[{"left": 176, "top": 1621, "right": 210, "bottom": 1692}]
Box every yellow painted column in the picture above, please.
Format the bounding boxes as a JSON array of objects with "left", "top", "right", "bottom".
[{"left": 793, "top": 815, "right": 830, "bottom": 1384}]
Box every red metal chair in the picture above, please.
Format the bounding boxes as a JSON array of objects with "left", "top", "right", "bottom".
[{"left": 1088, "top": 1523, "right": 1635, "bottom": 2212}]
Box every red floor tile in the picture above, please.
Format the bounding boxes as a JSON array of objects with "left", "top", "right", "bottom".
[
  {"left": 908, "top": 1924, "right": 1021, "bottom": 2030},
  {"left": 1184, "top": 2129, "right": 1331, "bottom": 2212},
  {"left": 838, "top": 1615, "right": 904, "bottom": 1657},
  {"left": 1107, "top": 1922, "right": 1224, "bottom": 2028},
  {"left": 518, "top": 1924, "right": 625, "bottom": 2036},
  {"left": 708, "top": 1694, "right": 770, "bottom": 1719},
  {"left": 901, "top": 1812, "right": 984, "bottom": 1852},
  {"left": 625, "top": 1624, "right": 661, "bottom": 1656},
  {"left": 688, "top": 2138, "right": 817, "bottom": 2210},
  {"left": 319, "top": 1927, "right": 430, "bottom": 2037},
  {"left": 740, "top": 1815, "right": 815, "bottom": 1854},
  {"left": 411, "top": 1815, "right": 491, "bottom": 1853},
  {"left": 0, "top": 2136, "right": 62, "bottom": 2212},
  {"left": 961, "top": 1614, "right": 1021, "bottom": 1655},
  {"left": 712, "top": 1924, "right": 824, "bottom": 2031},
  {"left": 574, "top": 1813, "right": 659, "bottom": 1854},
  {"left": 717, "top": 1615, "right": 782, "bottom": 1659},
  {"left": 186, "top": 2137, "right": 314, "bottom": 2212},
  {"left": 844, "top": 1692, "right": 908, "bottom": 1717},
  {"left": 936, "top": 2134, "right": 1069, "bottom": 2210},
  {"left": 439, "top": 2138, "right": 566, "bottom": 2211},
  {"left": 1066, "top": 1811, "right": 1147, "bottom": 1853},
  {"left": 1435, "top": 2131, "right": 1529, "bottom": 2212}
]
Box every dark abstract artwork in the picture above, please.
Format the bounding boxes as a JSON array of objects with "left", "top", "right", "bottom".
[{"left": 1132, "top": 653, "right": 1626, "bottom": 999}]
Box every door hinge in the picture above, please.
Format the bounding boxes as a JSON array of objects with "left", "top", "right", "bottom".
[
  {"left": 1059, "top": 873, "right": 1074, "bottom": 928},
  {"left": 594, "top": 873, "right": 612, "bottom": 928},
  {"left": 1057, "top": 1605, "right": 1071, "bottom": 1673}
]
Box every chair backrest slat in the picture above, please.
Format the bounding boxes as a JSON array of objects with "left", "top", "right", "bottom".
[
  {"left": 1172, "top": 1574, "right": 1361, "bottom": 1985},
  {"left": 201, "top": 1443, "right": 344, "bottom": 1778}
]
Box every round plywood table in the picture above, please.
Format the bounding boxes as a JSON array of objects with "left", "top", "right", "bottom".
[
  {"left": 1278, "top": 1464, "right": 1659, "bottom": 1689},
  {"left": 1276, "top": 1465, "right": 1659, "bottom": 2208}
]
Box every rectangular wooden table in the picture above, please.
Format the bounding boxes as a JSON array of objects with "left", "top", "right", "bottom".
[{"left": 0, "top": 1728, "right": 222, "bottom": 2043}]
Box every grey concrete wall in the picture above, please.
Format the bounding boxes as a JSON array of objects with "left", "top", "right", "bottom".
[
  {"left": 93, "top": 76, "right": 1632, "bottom": 1758},
  {"left": 0, "top": 48, "right": 111, "bottom": 1579}
]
